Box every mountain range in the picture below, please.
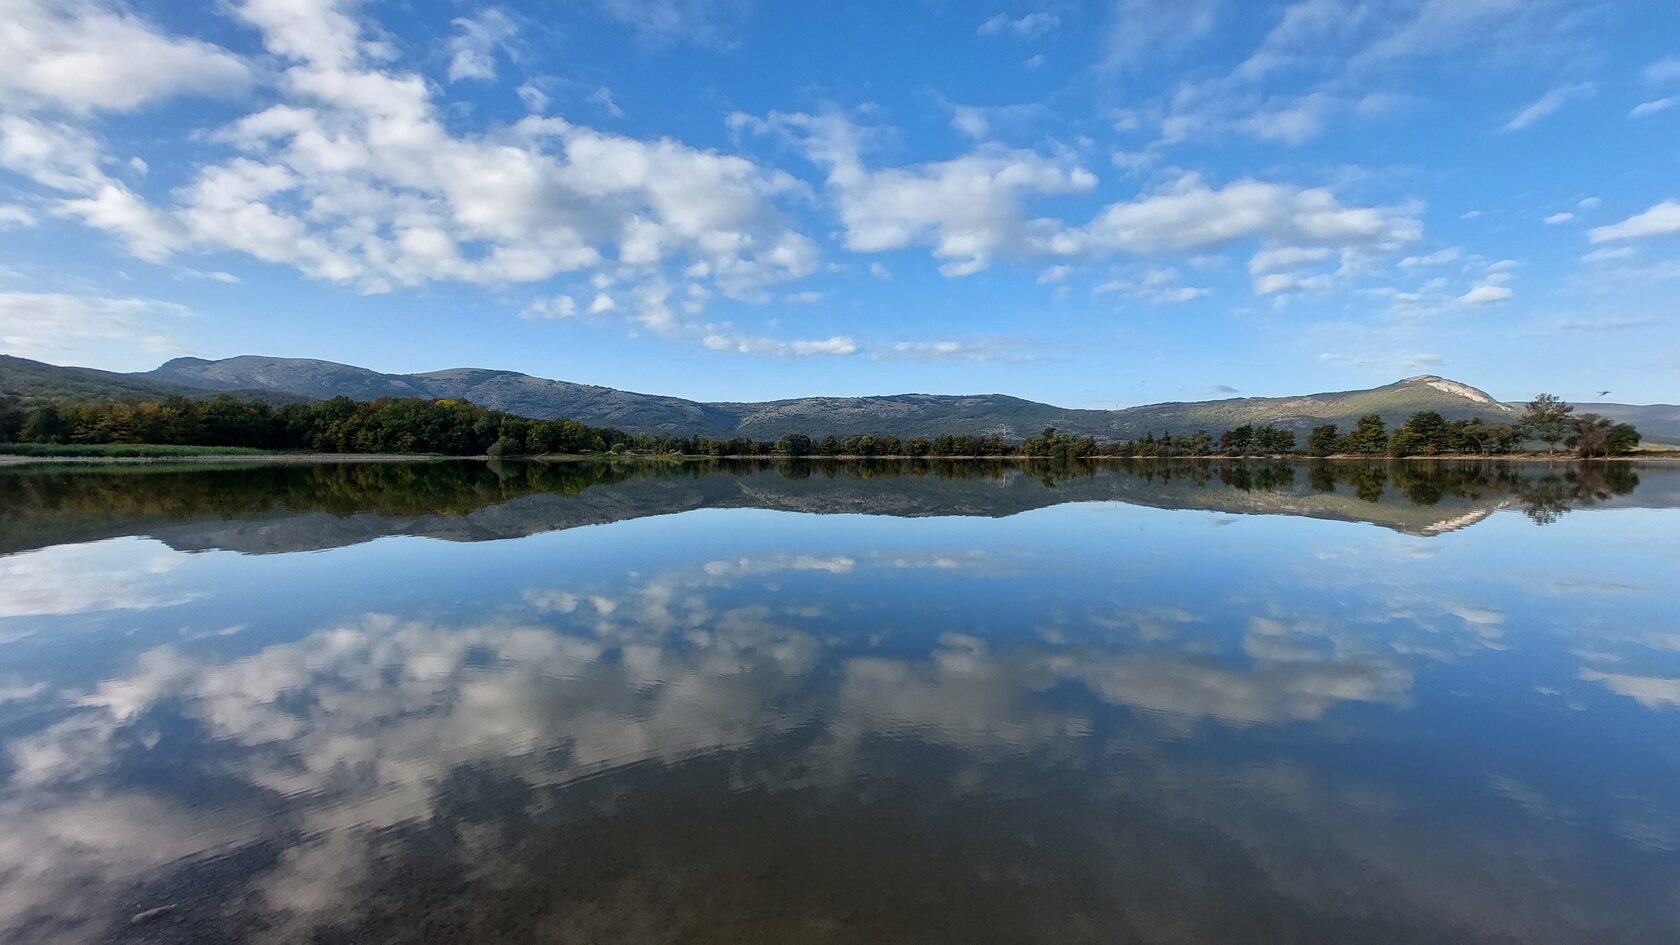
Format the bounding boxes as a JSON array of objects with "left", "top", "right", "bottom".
[{"left": 3, "top": 353, "right": 1676, "bottom": 443}]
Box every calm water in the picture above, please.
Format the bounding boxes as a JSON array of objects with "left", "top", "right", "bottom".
[{"left": 2, "top": 459, "right": 1678, "bottom": 944}]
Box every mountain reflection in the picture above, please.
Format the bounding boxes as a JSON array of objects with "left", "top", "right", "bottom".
[
  {"left": 1, "top": 462, "right": 1677, "bottom": 943},
  {"left": 2, "top": 514, "right": 1678, "bottom": 944},
  {"left": 0, "top": 457, "right": 1663, "bottom": 556}
]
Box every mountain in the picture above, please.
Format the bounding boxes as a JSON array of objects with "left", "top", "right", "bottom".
[
  {"left": 1558, "top": 403, "right": 1680, "bottom": 445},
  {"left": 0, "top": 355, "right": 302, "bottom": 405},
  {"left": 137, "top": 356, "right": 1529, "bottom": 440},
  {"left": 4, "top": 352, "right": 1670, "bottom": 442}
]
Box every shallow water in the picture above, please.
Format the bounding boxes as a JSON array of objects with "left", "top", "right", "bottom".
[{"left": 1, "top": 459, "right": 1677, "bottom": 944}]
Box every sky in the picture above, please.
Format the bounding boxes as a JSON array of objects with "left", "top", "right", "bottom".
[{"left": 0, "top": 0, "right": 1676, "bottom": 408}]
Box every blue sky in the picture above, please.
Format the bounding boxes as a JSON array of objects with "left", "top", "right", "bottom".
[{"left": 0, "top": 0, "right": 1676, "bottom": 406}]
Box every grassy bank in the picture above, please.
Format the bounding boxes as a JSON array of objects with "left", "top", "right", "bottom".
[{"left": 0, "top": 443, "right": 277, "bottom": 458}]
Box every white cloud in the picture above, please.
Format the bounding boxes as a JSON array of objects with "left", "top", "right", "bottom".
[
  {"left": 446, "top": 8, "right": 517, "bottom": 83},
  {"left": 0, "top": 0, "right": 250, "bottom": 113},
  {"left": 1543, "top": 211, "right": 1573, "bottom": 225},
  {"left": 1056, "top": 172, "right": 1420, "bottom": 257},
  {"left": 1104, "top": 0, "right": 1220, "bottom": 70},
  {"left": 1580, "top": 246, "right": 1635, "bottom": 264},
  {"left": 1644, "top": 57, "right": 1680, "bottom": 85},
  {"left": 0, "top": 204, "right": 37, "bottom": 227},
  {"left": 1502, "top": 83, "right": 1595, "bottom": 131},
  {"left": 587, "top": 292, "right": 616, "bottom": 314},
  {"left": 977, "top": 13, "right": 1060, "bottom": 37},
  {"left": 1398, "top": 248, "right": 1460, "bottom": 268},
  {"left": 522, "top": 294, "right": 576, "bottom": 319},
  {"left": 1589, "top": 201, "right": 1680, "bottom": 243},
  {"left": 1255, "top": 271, "right": 1331, "bottom": 295},
  {"left": 588, "top": 0, "right": 743, "bottom": 48},
  {"left": 1629, "top": 98, "right": 1674, "bottom": 117},
  {"left": 701, "top": 332, "right": 857, "bottom": 356},
  {"left": 1096, "top": 267, "right": 1211, "bottom": 304},
  {"left": 516, "top": 82, "right": 549, "bottom": 112},
  {"left": 57, "top": 182, "right": 182, "bottom": 261},
  {"left": 753, "top": 111, "right": 1097, "bottom": 277},
  {"left": 1243, "top": 93, "right": 1336, "bottom": 145},
  {"left": 60, "top": 0, "right": 822, "bottom": 317},
  {"left": 0, "top": 292, "right": 191, "bottom": 369},
  {"left": 1580, "top": 668, "right": 1680, "bottom": 708},
  {"left": 589, "top": 86, "right": 625, "bottom": 118},
  {"left": 1459, "top": 282, "right": 1512, "bottom": 305},
  {"left": 1037, "top": 264, "right": 1072, "bottom": 284},
  {"left": 1250, "top": 245, "right": 1331, "bottom": 274},
  {"left": 872, "top": 338, "right": 1037, "bottom": 363}
]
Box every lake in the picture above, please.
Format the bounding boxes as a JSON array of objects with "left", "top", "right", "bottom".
[{"left": 1, "top": 458, "right": 1678, "bottom": 944}]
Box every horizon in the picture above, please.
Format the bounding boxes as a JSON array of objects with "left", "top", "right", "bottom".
[
  {"left": 29, "top": 350, "right": 1596, "bottom": 412},
  {"left": 1, "top": 2, "right": 1677, "bottom": 407}
]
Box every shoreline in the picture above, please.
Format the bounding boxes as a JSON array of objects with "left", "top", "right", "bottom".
[{"left": 2, "top": 451, "right": 1674, "bottom": 467}]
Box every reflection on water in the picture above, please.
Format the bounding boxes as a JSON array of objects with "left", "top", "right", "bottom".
[
  {"left": 0, "top": 458, "right": 1660, "bottom": 556},
  {"left": 0, "top": 460, "right": 1677, "bottom": 944}
]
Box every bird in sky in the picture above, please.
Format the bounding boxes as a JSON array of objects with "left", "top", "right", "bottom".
[{"left": 1598, "top": 390, "right": 1612, "bottom": 397}]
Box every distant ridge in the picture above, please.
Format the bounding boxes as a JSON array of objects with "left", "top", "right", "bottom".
[{"left": 2, "top": 353, "right": 1673, "bottom": 443}]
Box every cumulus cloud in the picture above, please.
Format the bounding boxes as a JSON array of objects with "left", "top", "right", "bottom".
[
  {"left": 1055, "top": 172, "right": 1420, "bottom": 257},
  {"left": 1589, "top": 201, "right": 1680, "bottom": 243},
  {"left": 0, "top": 0, "right": 251, "bottom": 113},
  {"left": 747, "top": 110, "right": 1097, "bottom": 277},
  {"left": 0, "top": 0, "right": 813, "bottom": 355}
]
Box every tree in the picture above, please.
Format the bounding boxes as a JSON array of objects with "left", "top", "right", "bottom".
[
  {"left": 20, "top": 404, "right": 71, "bottom": 443},
  {"left": 1227, "top": 424, "right": 1255, "bottom": 456},
  {"left": 1342, "top": 414, "right": 1388, "bottom": 455},
  {"left": 0, "top": 397, "right": 21, "bottom": 443},
  {"left": 1568, "top": 414, "right": 1641, "bottom": 458},
  {"left": 1523, "top": 393, "right": 1574, "bottom": 454},
  {"left": 1308, "top": 424, "right": 1338, "bottom": 457},
  {"left": 775, "top": 433, "right": 813, "bottom": 456},
  {"left": 1607, "top": 422, "right": 1641, "bottom": 455}
]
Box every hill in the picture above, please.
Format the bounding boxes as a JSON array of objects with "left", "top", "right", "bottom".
[
  {"left": 0, "top": 355, "right": 303, "bottom": 406},
  {"left": 3, "top": 353, "right": 1671, "bottom": 442},
  {"left": 135, "top": 356, "right": 1533, "bottom": 440}
]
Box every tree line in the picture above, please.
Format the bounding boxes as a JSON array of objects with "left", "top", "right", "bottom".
[{"left": 0, "top": 391, "right": 1640, "bottom": 459}]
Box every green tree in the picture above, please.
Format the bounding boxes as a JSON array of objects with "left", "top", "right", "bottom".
[
  {"left": 1523, "top": 393, "right": 1574, "bottom": 454},
  {"left": 1342, "top": 414, "right": 1388, "bottom": 455},
  {"left": 775, "top": 432, "right": 813, "bottom": 456},
  {"left": 1307, "top": 424, "right": 1338, "bottom": 457}
]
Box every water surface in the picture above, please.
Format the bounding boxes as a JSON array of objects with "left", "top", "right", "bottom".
[{"left": 2, "top": 459, "right": 1677, "bottom": 944}]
